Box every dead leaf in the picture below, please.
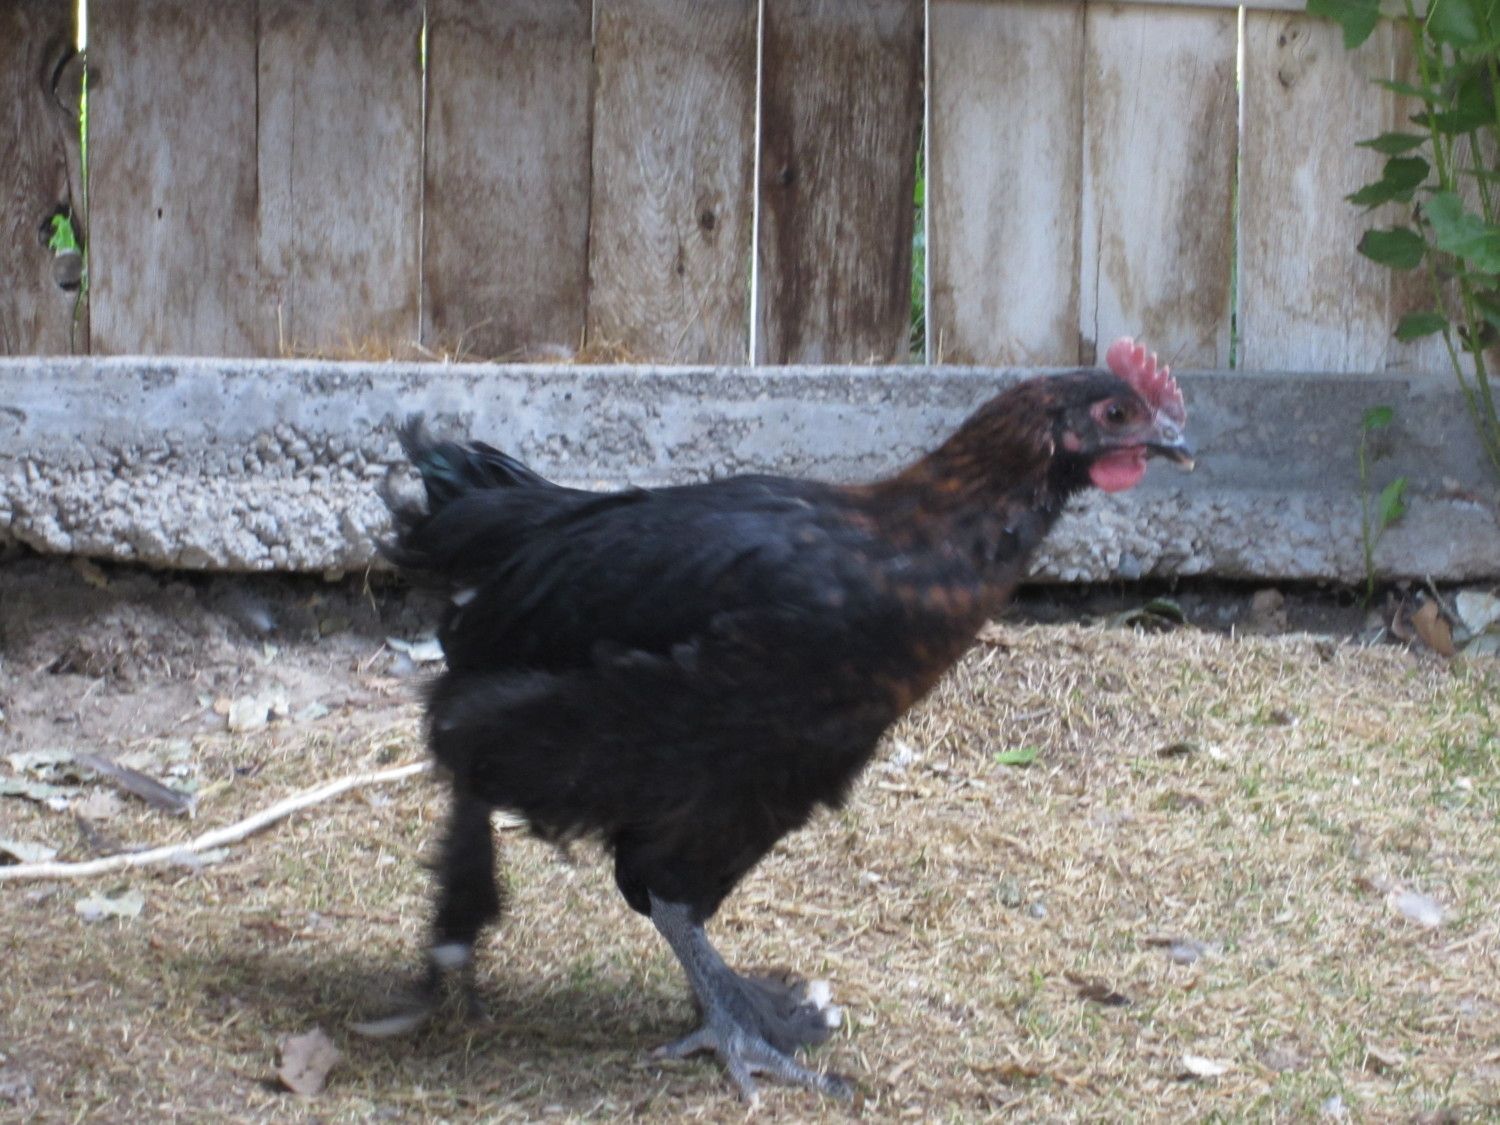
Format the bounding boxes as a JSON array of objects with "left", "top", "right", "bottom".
[
  {"left": 7, "top": 747, "right": 79, "bottom": 777},
  {"left": 0, "top": 777, "right": 80, "bottom": 805},
  {"left": 1155, "top": 742, "right": 1199, "bottom": 759},
  {"left": 74, "top": 790, "right": 125, "bottom": 821},
  {"left": 74, "top": 889, "right": 145, "bottom": 921},
  {"left": 228, "top": 696, "right": 269, "bottom": 733},
  {"left": 277, "top": 1027, "right": 341, "bottom": 1096},
  {"left": 1180, "top": 1053, "right": 1232, "bottom": 1079},
  {"left": 70, "top": 558, "right": 109, "bottom": 588},
  {"left": 1389, "top": 889, "right": 1445, "bottom": 929},
  {"left": 1364, "top": 1043, "right": 1405, "bottom": 1070},
  {"left": 1410, "top": 600, "right": 1457, "bottom": 657},
  {"left": 975, "top": 623, "right": 1013, "bottom": 647},
  {"left": 386, "top": 636, "right": 444, "bottom": 663},
  {"left": 1064, "top": 972, "right": 1131, "bottom": 1007},
  {"left": 984, "top": 1062, "right": 1045, "bottom": 1085},
  {"left": 0, "top": 839, "right": 58, "bottom": 864}
]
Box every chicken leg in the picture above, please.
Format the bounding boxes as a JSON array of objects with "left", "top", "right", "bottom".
[
  {"left": 352, "top": 792, "right": 499, "bottom": 1037},
  {"left": 648, "top": 895, "right": 850, "bottom": 1104}
]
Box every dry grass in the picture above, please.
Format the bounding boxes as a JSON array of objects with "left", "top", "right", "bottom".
[{"left": 2, "top": 626, "right": 1496, "bottom": 1122}]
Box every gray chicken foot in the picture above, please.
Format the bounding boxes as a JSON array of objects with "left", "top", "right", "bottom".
[{"left": 649, "top": 896, "right": 850, "bottom": 1104}]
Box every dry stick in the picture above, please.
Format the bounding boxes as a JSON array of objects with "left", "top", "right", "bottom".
[{"left": 0, "top": 761, "right": 432, "bottom": 883}]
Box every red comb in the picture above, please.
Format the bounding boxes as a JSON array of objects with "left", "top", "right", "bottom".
[{"left": 1105, "top": 338, "right": 1185, "bottom": 426}]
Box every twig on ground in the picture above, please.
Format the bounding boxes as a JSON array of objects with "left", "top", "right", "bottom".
[{"left": 0, "top": 761, "right": 432, "bottom": 882}]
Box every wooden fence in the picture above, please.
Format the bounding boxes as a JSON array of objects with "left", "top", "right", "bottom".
[{"left": 0, "top": 0, "right": 1447, "bottom": 374}]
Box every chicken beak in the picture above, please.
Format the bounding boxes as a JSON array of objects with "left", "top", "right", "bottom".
[{"left": 1145, "top": 417, "right": 1195, "bottom": 471}]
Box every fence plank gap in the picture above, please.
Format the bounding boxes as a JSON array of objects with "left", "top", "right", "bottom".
[
  {"left": 89, "top": 0, "right": 265, "bottom": 356},
  {"left": 1240, "top": 12, "right": 1400, "bottom": 373},
  {"left": 1, "top": 0, "right": 85, "bottom": 356},
  {"left": 587, "top": 0, "right": 757, "bottom": 364},
  {"left": 928, "top": 0, "right": 1084, "bottom": 366},
  {"left": 423, "top": 0, "right": 592, "bottom": 361},
  {"left": 756, "top": 0, "right": 923, "bottom": 365},
  {"left": 1079, "top": 3, "right": 1237, "bottom": 368},
  {"left": 258, "top": 0, "right": 423, "bottom": 356}
]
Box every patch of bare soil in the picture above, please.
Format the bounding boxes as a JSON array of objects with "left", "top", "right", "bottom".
[{"left": 0, "top": 555, "right": 1496, "bottom": 1122}]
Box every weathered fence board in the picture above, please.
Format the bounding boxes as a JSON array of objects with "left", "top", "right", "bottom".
[
  {"left": 423, "top": 0, "right": 592, "bottom": 359},
  {"left": 756, "top": 0, "right": 923, "bottom": 364},
  {"left": 928, "top": 0, "right": 1085, "bottom": 366},
  {"left": 1240, "top": 12, "right": 1401, "bottom": 373},
  {"left": 89, "top": 0, "right": 267, "bottom": 355},
  {"left": 0, "top": 0, "right": 83, "bottom": 356},
  {"left": 258, "top": 0, "right": 422, "bottom": 355},
  {"left": 1079, "top": 3, "right": 1236, "bottom": 369},
  {"left": 587, "top": 0, "right": 757, "bottom": 364},
  {"left": 12, "top": 1, "right": 1482, "bottom": 379}
]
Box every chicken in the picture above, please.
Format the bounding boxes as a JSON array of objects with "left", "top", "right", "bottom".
[{"left": 365, "top": 338, "right": 1192, "bottom": 1101}]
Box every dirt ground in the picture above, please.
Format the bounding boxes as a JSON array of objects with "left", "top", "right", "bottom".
[{"left": 0, "top": 554, "right": 1496, "bottom": 1122}]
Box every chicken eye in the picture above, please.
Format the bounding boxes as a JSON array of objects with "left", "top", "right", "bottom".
[{"left": 1105, "top": 403, "right": 1128, "bottom": 425}]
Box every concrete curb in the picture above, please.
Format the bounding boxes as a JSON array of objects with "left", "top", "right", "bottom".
[{"left": 2, "top": 357, "right": 1496, "bottom": 582}]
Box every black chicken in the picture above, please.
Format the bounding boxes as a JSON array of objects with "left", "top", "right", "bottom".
[{"left": 367, "top": 338, "right": 1192, "bottom": 1101}]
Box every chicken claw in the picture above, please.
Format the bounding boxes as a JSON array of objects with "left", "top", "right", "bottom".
[
  {"left": 649, "top": 896, "right": 851, "bottom": 1103},
  {"left": 350, "top": 942, "right": 488, "bottom": 1038}
]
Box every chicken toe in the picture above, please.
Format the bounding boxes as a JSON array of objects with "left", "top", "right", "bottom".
[
  {"left": 350, "top": 942, "right": 486, "bottom": 1038},
  {"left": 649, "top": 896, "right": 850, "bottom": 1102}
]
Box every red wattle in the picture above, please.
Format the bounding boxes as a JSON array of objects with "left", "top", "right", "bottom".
[{"left": 1089, "top": 448, "right": 1147, "bottom": 493}]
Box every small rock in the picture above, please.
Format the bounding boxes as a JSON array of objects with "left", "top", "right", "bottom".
[
  {"left": 996, "top": 878, "right": 1024, "bottom": 908},
  {"left": 1243, "top": 588, "right": 1288, "bottom": 634},
  {"left": 1168, "top": 939, "right": 1207, "bottom": 965},
  {"left": 0, "top": 1068, "right": 36, "bottom": 1104},
  {"left": 1027, "top": 901, "right": 1047, "bottom": 919},
  {"left": 1258, "top": 1042, "right": 1303, "bottom": 1072},
  {"left": 227, "top": 696, "right": 269, "bottom": 733}
]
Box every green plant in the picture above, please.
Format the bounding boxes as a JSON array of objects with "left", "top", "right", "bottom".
[
  {"left": 46, "top": 212, "right": 79, "bottom": 255},
  {"left": 910, "top": 143, "right": 926, "bottom": 360},
  {"left": 1358, "top": 405, "right": 1409, "bottom": 604},
  {"left": 1309, "top": 0, "right": 1500, "bottom": 478}
]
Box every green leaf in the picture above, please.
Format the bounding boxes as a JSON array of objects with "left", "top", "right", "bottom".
[
  {"left": 1395, "top": 310, "right": 1449, "bottom": 340},
  {"left": 1384, "top": 156, "right": 1431, "bottom": 189},
  {"left": 1347, "top": 156, "right": 1430, "bottom": 208},
  {"left": 1363, "top": 405, "right": 1395, "bottom": 431},
  {"left": 1426, "top": 191, "right": 1500, "bottom": 273},
  {"left": 994, "top": 746, "right": 1040, "bottom": 767},
  {"left": 1427, "top": 0, "right": 1483, "bottom": 47},
  {"left": 47, "top": 214, "right": 79, "bottom": 254},
  {"left": 1358, "top": 227, "right": 1427, "bottom": 270},
  {"left": 1472, "top": 288, "right": 1500, "bottom": 330},
  {"left": 1377, "top": 477, "right": 1409, "bottom": 528},
  {"left": 1347, "top": 180, "right": 1405, "bottom": 208},
  {"left": 1380, "top": 79, "right": 1442, "bottom": 100},
  {"left": 1307, "top": 0, "right": 1383, "bottom": 48},
  {"left": 1423, "top": 70, "right": 1497, "bottom": 134},
  {"left": 1356, "top": 132, "right": 1427, "bottom": 155}
]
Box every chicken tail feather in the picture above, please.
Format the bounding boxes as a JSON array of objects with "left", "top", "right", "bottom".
[{"left": 397, "top": 415, "right": 556, "bottom": 511}]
